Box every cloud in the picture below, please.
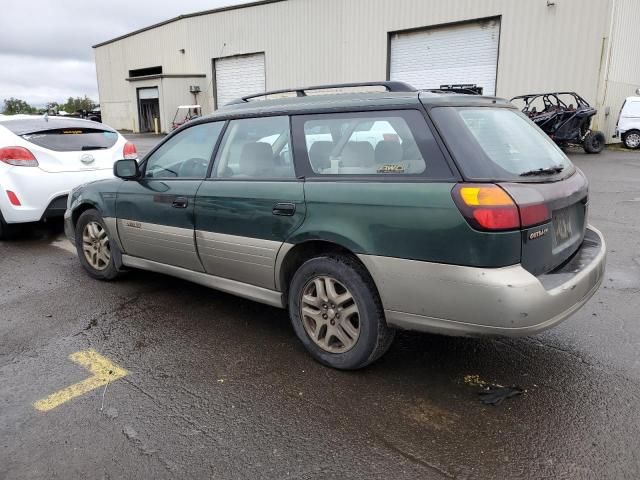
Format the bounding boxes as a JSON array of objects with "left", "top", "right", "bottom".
[
  {"left": 0, "top": 54, "right": 98, "bottom": 106},
  {"left": 0, "top": 0, "right": 252, "bottom": 105}
]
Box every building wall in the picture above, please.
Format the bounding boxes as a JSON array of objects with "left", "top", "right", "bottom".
[
  {"left": 600, "top": 0, "right": 640, "bottom": 139},
  {"left": 94, "top": 0, "right": 616, "bottom": 134}
]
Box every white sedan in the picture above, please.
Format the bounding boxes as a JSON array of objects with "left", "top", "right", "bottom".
[{"left": 0, "top": 115, "right": 136, "bottom": 238}]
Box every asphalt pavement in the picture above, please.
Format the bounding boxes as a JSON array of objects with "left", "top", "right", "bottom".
[{"left": 1, "top": 147, "right": 639, "bottom": 479}]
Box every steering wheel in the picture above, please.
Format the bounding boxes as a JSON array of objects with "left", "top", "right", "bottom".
[{"left": 178, "top": 158, "right": 209, "bottom": 178}]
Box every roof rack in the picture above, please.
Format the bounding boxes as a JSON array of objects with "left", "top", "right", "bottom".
[
  {"left": 428, "top": 84, "right": 484, "bottom": 96},
  {"left": 227, "top": 81, "right": 416, "bottom": 105}
]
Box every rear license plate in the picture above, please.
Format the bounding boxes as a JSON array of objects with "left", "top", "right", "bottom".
[{"left": 553, "top": 207, "right": 574, "bottom": 245}]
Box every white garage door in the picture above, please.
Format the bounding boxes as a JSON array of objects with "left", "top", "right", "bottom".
[
  {"left": 390, "top": 19, "right": 500, "bottom": 96},
  {"left": 214, "top": 53, "right": 266, "bottom": 108}
]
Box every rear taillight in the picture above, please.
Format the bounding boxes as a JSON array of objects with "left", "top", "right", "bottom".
[
  {"left": 123, "top": 142, "right": 137, "bottom": 160},
  {"left": 0, "top": 147, "right": 38, "bottom": 167},
  {"left": 453, "top": 184, "right": 550, "bottom": 231},
  {"left": 6, "top": 190, "right": 21, "bottom": 206},
  {"left": 519, "top": 203, "right": 551, "bottom": 227}
]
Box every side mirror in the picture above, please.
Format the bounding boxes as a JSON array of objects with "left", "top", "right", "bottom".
[{"left": 114, "top": 159, "right": 140, "bottom": 180}]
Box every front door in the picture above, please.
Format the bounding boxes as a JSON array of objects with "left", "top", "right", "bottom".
[
  {"left": 195, "top": 115, "right": 305, "bottom": 289},
  {"left": 116, "top": 121, "right": 225, "bottom": 271}
]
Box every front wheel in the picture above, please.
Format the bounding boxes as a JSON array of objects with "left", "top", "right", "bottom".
[
  {"left": 622, "top": 130, "right": 640, "bottom": 150},
  {"left": 583, "top": 131, "right": 605, "bottom": 154},
  {"left": 288, "top": 255, "right": 395, "bottom": 370},
  {"left": 75, "top": 209, "right": 121, "bottom": 280}
]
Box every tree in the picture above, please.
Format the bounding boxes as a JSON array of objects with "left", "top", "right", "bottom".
[
  {"left": 46, "top": 102, "right": 60, "bottom": 113},
  {"left": 2, "top": 97, "right": 36, "bottom": 115},
  {"left": 61, "top": 96, "right": 97, "bottom": 113}
]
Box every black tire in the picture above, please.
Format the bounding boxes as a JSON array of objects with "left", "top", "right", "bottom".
[
  {"left": 75, "top": 209, "right": 121, "bottom": 281},
  {"left": 583, "top": 131, "right": 605, "bottom": 154},
  {"left": 622, "top": 130, "right": 640, "bottom": 150},
  {"left": 288, "top": 255, "right": 395, "bottom": 370},
  {"left": 0, "top": 211, "right": 7, "bottom": 240}
]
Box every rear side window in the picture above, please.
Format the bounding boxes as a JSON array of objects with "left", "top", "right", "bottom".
[
  {"left": 295, "top": 110, "right": 451, "bottom": 178},
  {"left": 431, "top": 107, "right": 573, "bottom": 181},
  {"left": 21, "top": 128, "right": 118, "bottom": 152}
]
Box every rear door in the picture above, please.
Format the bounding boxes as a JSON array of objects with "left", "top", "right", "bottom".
[
  {"left": 194, "top": 115, "right": 305, "bottom": 289},
  {"left": 116, "top": 121, "right": 224, "bottom": 271}
]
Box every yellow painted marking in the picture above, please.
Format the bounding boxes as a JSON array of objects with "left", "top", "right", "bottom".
[{"left": 33, "top": 350, "right": 128, "bottom": 412}]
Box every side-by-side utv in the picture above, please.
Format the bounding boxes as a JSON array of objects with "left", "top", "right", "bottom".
[{"left": 511, "top": 92, "right": 605, "bottom": 154}]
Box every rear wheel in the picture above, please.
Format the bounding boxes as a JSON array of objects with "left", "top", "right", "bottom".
[
  {"left": 0, "top": 212, "right": 7, "bottom": 240},
  {"left": 583, "top": 131, "right": 605, "bottom": 154},
  {"left": 0, "top": 210, "right": 15, "bottom": 240},
  {"left": 288, "top": 255, "right": 395, "bottom": 370},
  {"left": 622, "top": 130, "right": 640, "bottom": 150},
  {"left": 75, "top": 209, "right": 121, "bottom": 280}
]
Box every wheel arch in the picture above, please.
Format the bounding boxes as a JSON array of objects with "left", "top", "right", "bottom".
[
  {"left": 276, "top": 239, "right": 380, "bottom": 305},
  {"left": 71, "top": 201, "right": 101, "bottom": 229}
]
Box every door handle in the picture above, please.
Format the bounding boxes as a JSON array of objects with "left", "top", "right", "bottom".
[
  {"left": 172, "top": 197, "right": 189, "bottom": 209},
  {"left": 272, "top": 203, "right": 296, "bottom": 216}
]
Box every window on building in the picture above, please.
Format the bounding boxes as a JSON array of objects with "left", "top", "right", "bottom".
[{"left": 128, "top": 66, "right": 163, "bottom": 78}]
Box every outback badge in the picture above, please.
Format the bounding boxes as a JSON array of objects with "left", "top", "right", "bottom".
[{"left": 529, "top": 227, "right": 549, "bottom": 240}]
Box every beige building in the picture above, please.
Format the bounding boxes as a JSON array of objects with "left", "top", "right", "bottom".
[{"left": 93, "top": 0, "right": 640, "bottom": 140}]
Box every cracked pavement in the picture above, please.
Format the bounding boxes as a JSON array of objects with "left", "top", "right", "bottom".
[{"left": 1, "top": 148, "right": 639, "bottom": 479}]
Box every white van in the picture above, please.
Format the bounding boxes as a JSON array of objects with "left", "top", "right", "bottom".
[{"left": 614, "top": 96, "right": 640, "bottom": 149}]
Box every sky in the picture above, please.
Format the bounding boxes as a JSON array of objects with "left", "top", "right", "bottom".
[{"left": 0, "top": 0, "right": 252, "bottom": 107}]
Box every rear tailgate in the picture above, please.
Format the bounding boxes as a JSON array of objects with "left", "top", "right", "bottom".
[
  {"left": 0, "top": 117, "right": 123, "bottom": 172},
  {"left": 501, "top": 170, "right": 589, "bottom": 275}
]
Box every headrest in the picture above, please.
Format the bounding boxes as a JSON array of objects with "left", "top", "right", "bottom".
[
  {"left": 341, "top": 141, "right": 374, "bottom": 167},
  {"left": 375, "top": 141, "right": 403, "bottom": 165},
  {"left": 238, "top": 142, "right": 273, "bottom": 176},
  {"left": 308, "top": 141, "right": 334, "bottom": 171}
]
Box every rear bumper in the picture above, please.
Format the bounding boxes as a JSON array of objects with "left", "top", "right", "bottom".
[
  {"left": 0, "top": 167, "right": 112, "bottom": 224},
  {"left": 358, "top": 226, "right": 606, "bottom": 337}
]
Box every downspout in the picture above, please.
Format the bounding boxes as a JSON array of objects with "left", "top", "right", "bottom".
[{"left": 594, "top": 0, "right": 617, "bottom": 131}]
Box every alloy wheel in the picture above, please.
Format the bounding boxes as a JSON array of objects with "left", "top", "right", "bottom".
[
  {"left": 626, "top": 132, "right": 640, "bottom": 149},
  {"left": 82, "top": 221, "right": 111, "bottom": 271},
  {"left": 300, "top": 276, "right": 361, "bottom": 353}
]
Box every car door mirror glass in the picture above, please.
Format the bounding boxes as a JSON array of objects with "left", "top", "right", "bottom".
[{"left": 114, "top": 159, "right": 140, "bottom": 179}]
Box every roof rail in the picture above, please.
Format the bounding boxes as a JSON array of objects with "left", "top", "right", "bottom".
[{"left": 227, "top": 81, "right": 416, "bottom": 105}]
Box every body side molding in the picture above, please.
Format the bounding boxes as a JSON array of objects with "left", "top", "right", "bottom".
[{"left": 121, "top": 254, "right": 285, "bottom": 308}]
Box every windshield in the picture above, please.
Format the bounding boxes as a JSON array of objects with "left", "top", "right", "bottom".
[{"left": 431, "top": 107, "right": 573, "bottom": 181}]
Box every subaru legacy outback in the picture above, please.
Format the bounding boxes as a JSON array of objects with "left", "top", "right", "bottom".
[{"left": 65, "top": 82, "right": 606, "bottom": 370}]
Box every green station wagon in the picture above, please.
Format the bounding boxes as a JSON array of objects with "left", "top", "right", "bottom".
[{"left": 65, "top": 82, "right": 606, "bottom": 370}]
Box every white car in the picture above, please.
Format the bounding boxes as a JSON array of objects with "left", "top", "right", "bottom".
[
  {"left": 0, "top": 115, "right": 136, "bottom": 238},
  {"left": 614, "top": 95, "right": 640, "bottom": 149}
]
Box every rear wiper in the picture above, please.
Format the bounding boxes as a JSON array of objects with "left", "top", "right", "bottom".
[
  {"left": 519, "top": 165, "right": 565, "bottom": 177},
  {"left": 81, "top": 146, "right": 108, "bottom": 151}
]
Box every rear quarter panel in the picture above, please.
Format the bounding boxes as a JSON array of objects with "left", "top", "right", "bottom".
[{"left": 291, "top": 182, "right": 521, "bottom": 267}]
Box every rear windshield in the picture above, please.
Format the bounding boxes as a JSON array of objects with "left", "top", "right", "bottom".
[
  {"left": 21, "top": 128, "right": 118, "bottom": 152},
  {"left": 431, "top": 107, "right": 573, "bottom": 181}
]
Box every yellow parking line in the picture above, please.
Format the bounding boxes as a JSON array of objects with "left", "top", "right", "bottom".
[{"left": 33, "top": 349, "right": 128, "bottom": 412}]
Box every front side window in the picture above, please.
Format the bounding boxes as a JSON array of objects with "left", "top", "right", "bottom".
[
  {"left": 145, "top": 122, "right": 223, "bottom": 179},
  {"left": 213, "top": 116, "right": 294, "bottom": 179},
  {"left": 430, "top": 107, "right": 574, "bottom": 181},
  {"left": 299, "top": 110, "right": 449, "bottom": 177}
]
